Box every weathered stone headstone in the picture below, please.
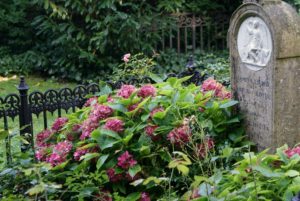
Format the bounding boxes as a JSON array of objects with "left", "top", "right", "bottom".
[{"left": 228, "top": 0, "right": 300, "bottom": 151}]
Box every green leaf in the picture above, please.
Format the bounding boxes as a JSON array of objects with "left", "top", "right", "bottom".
[
  {"left": 143, "top": 176, "right": 168, "bottom": 185},
  {"left": 149, "top": 73, "right": 163, "bottom": 83},
  {"left": 177, "top": 164, "right": 189, "bottom": 176},
  {"left": 130, "top": 179, "right": 144, "bottom": 186},
  {"left": 141, "top": 114, "right": 150, "bottom": 122},
  {"left": 123, "top": 133, "right": 134, "bottom": 145},
  {"left": 125, "top": 192, "right": 141, "bottom": 201},
  {"left": 26, "top": 184, "right": 45, "bottom": 196},
  {"left": 129, "top": 165, "right": 141, "bottom": 178},
  {"left": 285, "top": 170, "right": 299, "bottom": 177},
  {"left": 80, "top": 153, "right": 100, "bottom": 161},
  {"left": 51, "top": 160, "right": 69, "bottom": 170},
  {"left": 220, "top": 100, "right": 239, "bottom": 109},
  {"left": 252, "top": 165, "right": 283, "bottom": 178},
  {"left": 140, "top": 146, "right": 151, "bottom": 155},
  {"left": 91, "top": 129, "right": 120, "bottom": 150},
  {"left": 101, "top": 129, "right": 122, "bottom": 140},
  {"left": 96, "top": 154, "right": 109, "bottom": 169},
  {"left": 108, "top": 103, "right": 128, "bottom": 113},
  {"left": 0, "top": 129, "right": 9, "bottom": 140}
]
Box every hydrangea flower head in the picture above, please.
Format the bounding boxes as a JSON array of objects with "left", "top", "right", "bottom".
[
  {"left": 285, "top": 146, "right": 300, "bottom": 158},
  {"left": 197, "top": 138, "right": 215, "bottom": 158},
  {"left": 145, "top": 125, "right": 160, "bottom": 141},
  {"left": 51, "top": 117, "right": 68, "bottom": 132},
  {"left": 106, "top": 168, "right": 123, "bottom": 182},
  {"left": 167, "top": 126, "right": 191, "bottom": 146},
  {"left": 36, "top": 129, "right": 52, "bottom": 147},
  {"left": 80, "top": 104, "right": 113, "bottom": 140},
  {"left": 201, "top": 78, "right": 231, "bottom": 100},
  {"left": 140, "top": 192, "right": 151, "bottom": 201},
  {"left": 84, "top": 97, "right": 98, "bottom": 107},
  {"left": 117, "top": 85, "right": 136, "bottom": 99},
  {"left": 73, "top": 148, "right": 89, "bottom": 161},
  {"left": 201, "top": 78, "right": 223, "bottom": 93},
  {"left": 138, "top": 84, "right": 156, "bottom": 98},
  {"left": 117, "top": 151, "right": 137, "bottom": 169},
  {"left": 47, "top": 141, "right": 72, "bottom": 166},
  {"left": 104, "top": 119, "right": 124, "bottom": 133},
  {"left": 35, "top": 147, "right": 48, "bottom": 161}
]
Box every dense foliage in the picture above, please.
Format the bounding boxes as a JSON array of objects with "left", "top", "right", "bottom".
[
  {"left": 186, "top": 145, "right": 300, "bottom": 200},
  {"left": 0, "top": 0, "right": 242, "bottom": 80},
  {"left": 2, "top": 76, "right": 300, "bottom": 200},
  {"left": 0, "top": 77, "right": 248, "bottom": 200},
  {"left": 155, "top": 50, "right": 231, "bottom": 84}
]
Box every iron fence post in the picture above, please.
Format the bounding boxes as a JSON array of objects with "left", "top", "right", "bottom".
[{"left": 18, "top": 76, "right": 33, "bottom": 152}]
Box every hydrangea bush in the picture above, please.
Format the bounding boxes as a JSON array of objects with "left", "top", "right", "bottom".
[{"left": 31, "top": 77, "right": 247, "bottom": 200}]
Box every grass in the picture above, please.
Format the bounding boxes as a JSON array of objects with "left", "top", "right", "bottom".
[
  {"left": 0, "top": 75, "right": 76, "bottom": 96},
  {"left": 0, "top": 75, "right": 77, "bottom": 168}
]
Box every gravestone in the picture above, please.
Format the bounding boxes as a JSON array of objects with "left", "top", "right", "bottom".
[{"left": 228, "top": 0, "right": 300, "bottom": 151}]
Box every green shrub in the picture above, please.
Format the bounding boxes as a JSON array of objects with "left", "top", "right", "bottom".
[
  {"left": 0, "top": 77, "right": 247, "bottom": 200},
  {"left": 185, "top": 145, "right": 300, "bottom": 200}
]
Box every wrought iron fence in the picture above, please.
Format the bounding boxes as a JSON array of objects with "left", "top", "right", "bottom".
[
  {"left": 0, "top": 67, "right": 212, "bottom": 164},
  {"left": 153, "top": 13, "right": 229, "bottom": 53}
]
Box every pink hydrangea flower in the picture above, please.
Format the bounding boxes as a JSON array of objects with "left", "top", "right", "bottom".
[
  {"left": 197, "top": 138, "right": 215, "bottom": 158},
  {"left": 128, "top": 103, "right": 139, "bottom": 111},
  {"left": 35, "top": 147, "right": 48, "bottom": 161},
  {"left": 150, "top": 107, "right": 164, "bottom": 118},
  {"left": 117, "top": 85, "right": 136, "bottom": 99},
  {"left": 167, "top": 126, "right": 191, "bottom": 146},
  {"left": 66, "top": 133, "right": 74, "bottom": 141},
  {"left": 80, "top": 118, "right": 99, "bottom": 140},
  {"left": 53, "top": 141, "right": 73, "bottom": 154},
  {"left": 51, "top": 117, "right": 68, "bottom": 132},
  {"left": 80, "top": 104, "right": 113, "bottom": 140},
  {"left": 92, "top": 104, "right": 114, "bottom": 120},
  {"left": 104, "top": 119, "right": 124, "bottom": 133},
  {"left": 201, "top": 78, "right": 231, "bottom": 100},
  {"left": 73, "top": 148, "right": 89, "bottom": 161},
  {"left": 216, "top": 89, "right": 232, "bottom": 99},
  {"left": 46, "top": 153, "right": 62, "bottom": 166},
  {"left": 285, "top": 146, "right": 300, "bottom": 158},
  {"left": 140, "top": 192, "right": 151, "bottom": 201},
  {"left": 96, "top": 190, "right": 112, "bottom": 201},
  {"left": 84, "top": 97, "right": 98, "bottom": 107},
  {"left": 201, "top": 78, "right": 223, "bottom": 93},
  {"left": 117, "top": 151, "right": 137, "bottom": 169},
  {"left": 106, "top": 168, "right": 123, "bottom": 182},
  {"left": 138, "top": 85, "right": 156, "bottom": 98},
  {"left": 36, "top": 129, "right": 52, "bottom": 147},
  {"left": 199, "top": 107, "right": 205, "bottom": 112},
  {"left": 107, "top": 96, "right": 114, "bottom": 103},
  {"left": 145, "top": 125, "right": 160, "bottom": 141},
  {"left": 47, "top": 141, "right": 72, "bottom": 166},
  {"left": 72, "top": 124, "right": 82, "bottom": 132},
  {"left": 122, "top": 53, "right": 131, "bottom": 63}
]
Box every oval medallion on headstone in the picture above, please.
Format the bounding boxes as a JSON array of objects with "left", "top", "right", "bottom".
[{"left": 237, "top": 16, "right": 272, "bottom": 71}]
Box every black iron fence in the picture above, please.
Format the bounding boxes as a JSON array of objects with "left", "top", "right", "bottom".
[
  {"left": 156, "top": 13, "right": 229, "bottom": 53},
  {"left": 0, "top": 67, "right": 213, "bottom": 164}
]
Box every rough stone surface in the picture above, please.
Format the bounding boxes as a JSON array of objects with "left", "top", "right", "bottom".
[{"left": 228, "top": 1, "right": 300, "bottom": 151}]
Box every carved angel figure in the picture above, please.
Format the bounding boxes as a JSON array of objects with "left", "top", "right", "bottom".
[{"left": 244, "top": 19, "right": 270, "bottom": 65}]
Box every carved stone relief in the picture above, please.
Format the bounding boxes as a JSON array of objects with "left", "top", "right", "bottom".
[{"left": 237, "top": 17, "right": 273, "bottom": 71}]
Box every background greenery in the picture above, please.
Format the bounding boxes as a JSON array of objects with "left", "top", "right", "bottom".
[
  {"left": 0, "top": 0, "right": 299, "bottom": 81},
  {"left": 0, "top": 0, "right": 242, "bottom": 81}
]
